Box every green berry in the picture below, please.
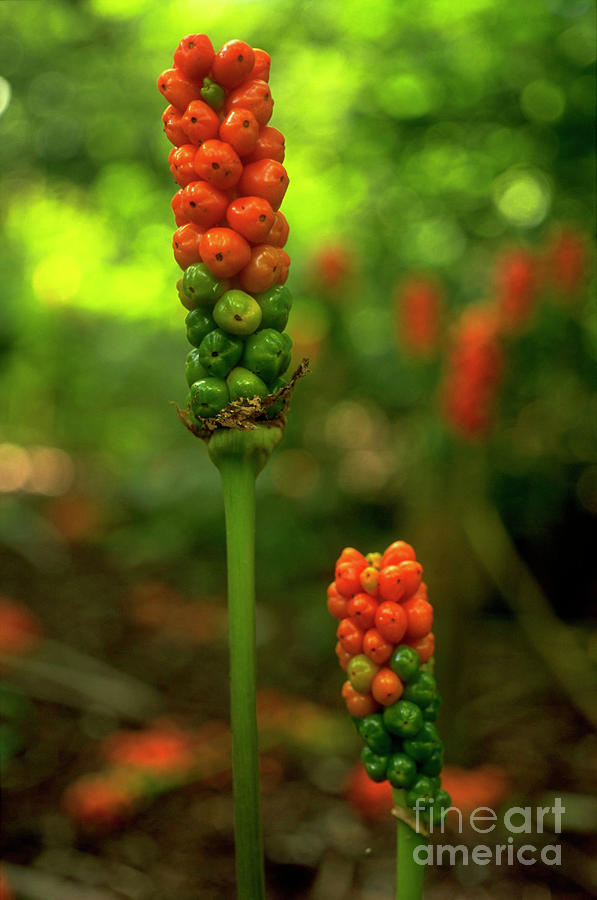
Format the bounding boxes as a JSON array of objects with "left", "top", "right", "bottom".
[
  {"left": 255, "top": 285, "right": 292, "bottom": 331},
  {"left": 347, "top": 654, "right": 379, "bottom": 693},
  {"left": 419, "top": 745, "right": 444, "bottom": 777},
  {"left": 357, "top": 713, "right": 392, "bottom": 755},
  {"left": 213, "top": 290, "right": 262, "bottom": 336},
  {"left": 403, "top": 722, "right": 440, "bottom": 763},
  {"left": 243, "top": 329, "right": 288, "bottom": 382},
  {"left": 403, "top": 672, "right": 437, "bottom": 709},
  {"left": 386, "top": 752, "right": 417, "bottom": 790},
  {"left": 406, "top": 775, "right": 435, "bottom": 811},
  {"left": 265, "top": 376, "right": 288, "bottom": 420},
  {"left": 201, "top": 77, "right": 225, "bottom": 110},
  {"left": 186, "top": 308, "right": 215, "bottom": 347},
  {"left": 389, "top": 645, "right": 420, "bottom": 682},
  {"left": 190, "top": 377, "right": 229, "bottom": 418},
  {"left": 198, "top": 328, "right": 243, "bottom": 378},
  {"left": 183, "top": 263, "right": 230, "bottom": 307},
  {"left": 277, "top": 331, "right": 292, "bottom": 375},
  {"left": 383, "top": 700, "right": 423, "bottom": 738},
  {"left": 185, "top": 348, "right": 209, "bottom": 386},
  {"left": 422, "top": 694, "right": 442, "bottom": 722},
  {"left": 361, "top": 746, "right": 389, "bottom": 783},
  {"left": 226, "top": 366, "right": 269, "bottom": 401}
]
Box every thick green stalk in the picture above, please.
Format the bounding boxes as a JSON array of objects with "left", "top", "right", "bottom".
[
  {"left": 208, "top": 426, "right": 282, "bottom": 900},
  {"left": 393, "top": 790, "right": 427, "bottom": 900}
]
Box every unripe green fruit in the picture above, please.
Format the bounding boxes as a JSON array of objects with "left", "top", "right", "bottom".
[
  {"left": 403, "top": 722, "right": 440, "bottom": 762},
  {"left": 357, "top": 713, "right": 393, "bottom": 755},
  {"left": 386, "top": 753, "right": 417, "bottom": 790},
  {"left": 185, "top": 348, "right": 209, "bottom": 386},
  {"left": 255, "top": 285, "right": 292, "bottom": 331},
  {"left": 278, "top": 331, "right": 292, "bottom": 375},
  {"left": 389, "top": 645, "right": 420, "bottom": 682},
  {"left": 198, "top": 328, "right": 243, "bottom": 378},
  {"left": 383, "top": 700, "right": 423, "bottom": 738},
  {"left": 419, "top": 745, "right": 444, "bottom": 777},
  {"left": 183, "top": 263, "right": 230, "bottom": 307},
  {"left": 406, "top": 775, "right": 435, "bottom": 811},
  {"left": 422, "top": 695, "right": 441, "bottom": 722},
  {"left": 190, "top": 377, "right": 229, "bottom": 418},
  {"left": 361, "top": 746, "right": 389, "bottom": 783},
  {"left": 201, "top": 77, "right": 225, "bottom": 110},
  {"left": 213, "top": 290, "right": 262, "bottom": 336},
  {"left": 243, "top": 328, "right": 288, "bottom": 382},
  {"left": 347, "top": 654, "right": 379, "bottom": 693},
  {"left": 226, "top": 366, "right": 269, "bottom": 401},
  {"left": 265, "top": 376, "right": 288, "bottom": 420},
  {"left": 186, "top": 308, "right": 215, "bottom": 347},
  {"left": 403, "top": 672, "right": 437, "bottom": 709}
]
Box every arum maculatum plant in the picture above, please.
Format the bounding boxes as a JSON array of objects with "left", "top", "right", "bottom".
[
  {"left": 158, "top": 34, "right": 306, "bottom": 899},
  {"left": 327, "top": 541, "right": 452, "bottom": 899}
]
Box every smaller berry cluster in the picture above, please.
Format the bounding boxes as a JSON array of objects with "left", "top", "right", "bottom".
[
  {"left": 158, "top": 35, "right": 292, "bottom": 421},
  {"left": 327, "top": 542, "right": 450, "bottom": 824}
]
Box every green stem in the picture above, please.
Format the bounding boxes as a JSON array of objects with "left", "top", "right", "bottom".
[
  {"left": 208, "top": 426, "right": 282, "bottom": 900},
  {"left": 393, "top": 790, "right": 427, "bottom": 900}
]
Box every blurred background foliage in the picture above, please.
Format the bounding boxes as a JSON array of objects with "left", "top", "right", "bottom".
[{"left": 0, "top": 0, "right": 596, "bottom": 897}]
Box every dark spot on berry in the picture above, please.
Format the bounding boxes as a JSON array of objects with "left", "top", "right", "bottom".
[
  {"left": 237, "top": 54, "right": 244, "bottom": 62},
  {"left": 212, "top": 162, "right": 220, "bottom": 169},
  {"left": 161, "top": 83, "right": 166, "bottom": 90},
  {"left": 190, "top": 201, "right": 196, "bottom": 207},
  {"left": 265, "top": 93, "right": 270, "bottom": 99},
  {"left": 215, "top": 252, "right": 223, "bottom": 261},
  {"left": 211, "top": 351, "right": 219, "bottom": 357},
  {"left": 234, "top": 314, "right": 242, "bottom": 321},
  {"left": 225, "top": 170, "right": 231, "bottom": 176},
  {"left": 188, "top": 41, "right": 195, "bottom": 49},
  {"left": 258, "top": 214, "right": 266, "bottom": 222},
  {"left": 243, "top": 120, "right": 250, "bottom": 128},
  {"left": 174, "top": 242, "right": 179, "bottom": 248},
  {"left": 191, "top": 117, "right": 197, "bottom": 123},
  {"left": 280, "top": 176, "right": 284, "bottom": 182}
]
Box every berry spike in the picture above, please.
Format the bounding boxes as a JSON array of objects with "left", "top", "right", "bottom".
[
  {"left": 326, "top": 540, "right": 451, "bottom": 897},
  {"left": 158, "top": 35, "right": 301, "bottom": 437}
]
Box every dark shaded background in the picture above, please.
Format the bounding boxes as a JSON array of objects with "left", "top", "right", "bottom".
[{"left": 0, "top": 0, "right": 596, "bottom": 897}]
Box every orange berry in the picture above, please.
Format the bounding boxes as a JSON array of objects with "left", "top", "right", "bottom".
[
  {"left": 347, "top": 593, "right": 378, "bottom": 631},
  {"left": 337, "top": 547, "right": 368, "bottom": 568},
  {"left": 327, "top": 582, "right": 350, "bottom": 620},
  {"left": 337, "top": 618, "right": 364, "bottom": 655},
  {"left": 341, "top": 681, "right": 379, "bottom": 718},
  {"left": 381, "top": 540, "right": 416, "bottom": 568},
  {"left": 403, "top": 596, "right": 433, "bottom": 641},
  {"left": 335, "top": 641, "right": 352, "bottom": 671},
  {"left": 362, "top": 628, "right": 393, "bottom": 665},
  {"left": 406, "top": 632, "right": 435, "bottom": 663},
  {"left": 371, "top": 667, "right": 404, "bottom": 706},
  {"left": 335, "top": 560, "right": 366, "bottom": 598},
  {"left": 374, "top": 600, "right": 407, "bottom": 644},
  {"left": 378, "top": 565, "right": 406, "bottom": 603},
  {"left": 396, "top": 560, "right": 423, "bottom": 599}
]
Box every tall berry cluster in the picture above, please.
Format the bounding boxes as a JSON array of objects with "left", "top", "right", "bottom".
[
  {"left": 395, "top": 275, "right": 442, "bottom": 356},
  {"left": 327, "top": 542, "right": 451, "bottom": 825},
  {"left": 441, "top": 307, "right": 504, "bottom": 438},
  {"left": 158, "top": 36, "right": 293, "bottom": 421}
]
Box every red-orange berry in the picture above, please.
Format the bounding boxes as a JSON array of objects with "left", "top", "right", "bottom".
[
  {"left": 199, "top": 227, "right": 251, "bottom": 279},
  {"left": 162, "top": 105, "right": 188, "bottom": 146},
  {"left": 405, "top": 632, "right": 435, "bottom": 663},
  {"left": 181, "top": 99, "right": 220, "bottom": 145},
  {"left": 275, "top": 249, "right": 290, "bottom": 284},
  {"left": 337, "top": 618, "right": 364, "bottom": 656},
  {"left": 225, "top": 79, "right": 273, "bottom": 126},
  {"left": 347, "top": 593, "right": 378, "bottom": 631},
  {"left": 173, "top": 223, "right": 204, "bottom": 269},
  {"left": 226, "top": 196, "right": 275, "bottom": 243},
  {"left": 402, "top": 596, "right": 433, "bottom": 641},
  {"left": 245, "top": 125, "right": 285, "bottom": 163},
  {"left": 173, "top": 33, "right": 215, "bottom": 81},
  {"left": 266, "top": 211, "right": 289, "bottom": 247},
  {"left": 157, "top": 68, "right": 202, "bottom": 112},
  {"left": 341, "top": 681, "right": 378, "bottom": 718},
  {"left": 371, "top": 667, "right": 404, "bottom": 706},
  {"left": 238, "top": 244, "right": 282, "bottom": 294},
  {"left": 194, "top": 140, "right": 243, "bottom": 190},
  {"left": 335, "top": 641, "right": 352, "bottom": 671},
  {"left": 362, "top": 628, "right": 393, "bottom": 665},
  {"left": 168, "top": 144, "right": 198, "bottom": 187},
  {"left": 212, "top": 40, "right": 255, "bottom": 89},
  {"left": 248, "top": 48, "right": 271, "bottom": 82},
  {"left": 337, "top": 547, "right": 368, "bottom": 568},
  {"left": 181, "top": 181, "right": 229, "bottom": 228},
  {"left": 219, "top": 108, "right": 260, "bottom": 157},
  {"left": 378, "top": 565, "right": 406, "bottom": 603},
  {"left": 327, "top": 583, "right": 350, "bottom": 620},
  {"left": 171, "top": 189, "right": 187, "bottom": 226},
  {"left": 335, "top": 561, "right": 366, "bottom": 598},
  {"left": 374, "top": 601, "right": 407, "bottom": 644},
  {"left": 238, "top": 159, "right": 288, "bottom": 210},
  {"left": 360, "top": 566, "right": 379, "bottom": 596},
  {"left": 380, "top": 540, "right": 416, "bottom": 569},
  {"left": 396, "top": 560, "right": 423, "bottom": 599}
]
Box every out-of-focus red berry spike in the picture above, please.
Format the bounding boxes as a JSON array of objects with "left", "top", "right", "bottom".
[
  {"left": 547, "top": 226, "right": 589, "bottom": 297},
  {"left": 494, "top": 247, "right": 537, "bottom": 334},
  {"left": 310, "top": 242, "right": 354, "bottom": 292},
  {"left": 395, "top": 274, "right": 443, "bottom": 356}
]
